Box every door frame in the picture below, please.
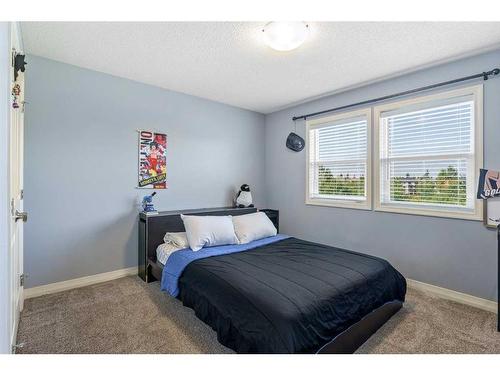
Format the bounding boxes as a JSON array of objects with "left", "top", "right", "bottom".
[
  {"left": 0, "top": 21, "right": 24, "bottom": 354},
  {"left": 0, "top": 21, "right": 12, "bottom": 355}
]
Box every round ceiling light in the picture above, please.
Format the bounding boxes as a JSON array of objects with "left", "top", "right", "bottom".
[{"left": 262, "top": 22, "right": 309, "bottom": 52}]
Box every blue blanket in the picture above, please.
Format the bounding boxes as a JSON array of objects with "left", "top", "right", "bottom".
[{"left": 161, "top": 234, "right": 290, "bottom": 296}]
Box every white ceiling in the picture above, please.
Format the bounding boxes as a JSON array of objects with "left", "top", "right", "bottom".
[{"left": 21, "top": 22, "right": 500, "bottom": 114}]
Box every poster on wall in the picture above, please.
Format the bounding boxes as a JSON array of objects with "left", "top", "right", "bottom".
[
  {"left": 138, "top": 130, "right": 167, "bottom": 189},
  {"left": 477, "top": 168, "right": 500, "bottom": 199}
]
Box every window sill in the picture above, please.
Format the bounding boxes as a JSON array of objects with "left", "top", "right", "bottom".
[
  {"left": 374, "top": 202, "right": 483, "bottom": 221},
  {"left": 306, "top": 198, "right": 371, "bottom": 210}
]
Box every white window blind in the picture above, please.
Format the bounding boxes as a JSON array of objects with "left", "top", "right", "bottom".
[
  {"left": 307, "top": 111, "right": 370, "bottom": 207},
  {"left": 378, "top": 94, "right": 478, "bottom": 215}
]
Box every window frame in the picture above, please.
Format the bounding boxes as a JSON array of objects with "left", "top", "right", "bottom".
[
  {"left": 373, "top": 85, "right": 484, "bottom": 220},
  {"left": 305, "top": 108, "right": 372, "bottom": 210}
]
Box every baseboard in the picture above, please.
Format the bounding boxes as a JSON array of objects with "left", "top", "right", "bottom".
[
  {"left": 407, "top": 278, "right": 497, "bottom": 313},
  {"left": 24, "top": 267, "right": 137, "bottom": 299},
  {"left": 23, "top": 269, "right": 498, "bottom": 313}
]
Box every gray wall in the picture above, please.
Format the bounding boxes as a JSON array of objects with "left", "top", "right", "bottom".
[
  {"left": 24, "top": 55, "right": 266, "bottom": 288},
  {"left": 265, "top": 49, "right": 500, "bottom": 301},
  {"left": 25, "top": 50, "right": 500, "bottom": 301}
]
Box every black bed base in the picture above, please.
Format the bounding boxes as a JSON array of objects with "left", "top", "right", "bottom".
[
  {"left": 316, "top": 300, "right": 402, "bottom": 354},
  {"left": 148, "top": 259, "right": 401, "bottom": 354}
]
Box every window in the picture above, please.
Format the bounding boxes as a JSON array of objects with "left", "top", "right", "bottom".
[
  {"left": 306, "top": 108, "right": 371, "bottom": 209},
  {"left": 374, "top": 85, "right": 483, "bottom": 220}
]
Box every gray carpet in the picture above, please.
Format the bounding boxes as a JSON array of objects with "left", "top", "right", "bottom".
[{"left": 16, "top": 276, "right": 499, "bottom": 354}]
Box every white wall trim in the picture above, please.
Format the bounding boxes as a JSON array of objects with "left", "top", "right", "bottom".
[
  {"left": 24, "top": 267, "right": 137, "bottom": 299},
  {"left": 407, "top": 278, "right": 497, "bottom": 314},
  {"left": 22, "top": 268, "right": 497, "bottom": 314}
]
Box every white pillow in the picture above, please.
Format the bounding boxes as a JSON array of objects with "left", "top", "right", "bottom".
[
  {"left": 180, "top": 214, "right": 239, "bottom": 251},
  {"left": 163, "top": 232, "right": 189, "bottom": 249},
  {"left": 232, "top": 212, "right": 277, "bottom": 244}
]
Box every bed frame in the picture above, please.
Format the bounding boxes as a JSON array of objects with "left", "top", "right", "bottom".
[
  {"left": 139, "top": 207, "right": 402, "bottom": 354},
  {"left": 139, "top": 207, "right": 264, "bottom": 282}
]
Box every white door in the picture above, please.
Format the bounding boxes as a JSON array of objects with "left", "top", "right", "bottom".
[{"left": 9, "top": 26, "right": 26, "bottom": 352}]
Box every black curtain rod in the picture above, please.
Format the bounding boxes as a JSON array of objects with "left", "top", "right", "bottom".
[{"left": 292, "top": 68, "right": 500, "bottom": 122}]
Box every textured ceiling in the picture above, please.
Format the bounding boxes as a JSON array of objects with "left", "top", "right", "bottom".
[{"left": 21, "top": 22, "right": 500, "bottom": 114}]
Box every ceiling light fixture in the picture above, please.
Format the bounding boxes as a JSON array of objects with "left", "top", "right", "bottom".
[{"left": 262, "top": 22, "right": 309, "bottom": 52}]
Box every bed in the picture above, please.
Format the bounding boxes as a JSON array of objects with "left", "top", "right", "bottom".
[{"left": 140, "top": 207, "right": 406, "bottom": 354}]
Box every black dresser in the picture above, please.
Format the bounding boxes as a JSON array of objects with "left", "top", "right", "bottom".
[{"left": 138, "top": 207, "right": 279, "bottom": 282}]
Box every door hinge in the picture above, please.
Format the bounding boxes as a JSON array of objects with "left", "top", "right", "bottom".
[
  {"left": 20, "top": 274, "right": 25, "bottom": 287},
  {"left": 11, "top": 48, "right": 16, "bottom": 68},
  {"left": 12, "top": 342, "right": 25, "bottom": 353},
  {"left": 20, "top": 189, "right": 24, "bottom": 200}
]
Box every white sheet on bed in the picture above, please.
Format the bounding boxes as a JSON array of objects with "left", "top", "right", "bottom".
[{"left": 156, "top": 242, "right": 185, "bottom": 265}]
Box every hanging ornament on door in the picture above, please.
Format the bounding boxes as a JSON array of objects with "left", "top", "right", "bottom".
[
  {"left": 14, "top": 54, "right": 27, "bottom": 81},
  {"left": 11, "top": 83, "right": 21, "bottom": 109}
]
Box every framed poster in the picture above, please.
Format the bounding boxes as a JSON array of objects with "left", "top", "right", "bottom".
[
  {"left": 138, "top": 130, "right": 167, "bottom": 189},
  {"left": 477, "top": 168, "right": 500, "bottom": 199},
  {"left": 483, "top": 196, "right": 500, "bottom": 229}
]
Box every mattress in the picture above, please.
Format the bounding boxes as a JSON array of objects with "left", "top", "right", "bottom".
[{"left": 177, "top": 237, "right": 406, "bottom": 353}]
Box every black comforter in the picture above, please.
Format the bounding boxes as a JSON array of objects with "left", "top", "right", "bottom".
[{"left": 178, "top": 237, "right": 406, "bottom": 353}]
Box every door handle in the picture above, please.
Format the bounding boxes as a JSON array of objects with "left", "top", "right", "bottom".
[{"left": 15, "top": 210, "right": 28, "bottom": 223}]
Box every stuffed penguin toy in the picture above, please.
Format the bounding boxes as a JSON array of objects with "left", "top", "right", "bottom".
[{"left": 235, "top": 184, "right": 254, "bottom": 208}]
